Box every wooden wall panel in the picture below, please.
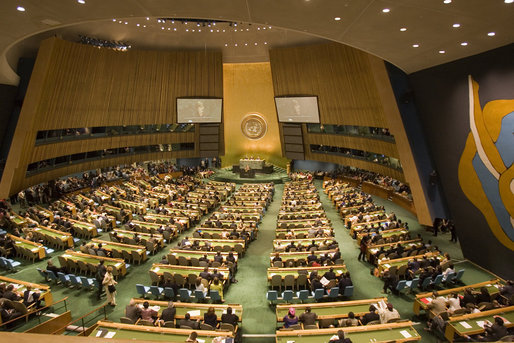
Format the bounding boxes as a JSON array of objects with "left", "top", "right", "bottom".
[
  {"left": 0, "top": 37, "right": 222, "bottom": 197},
  {"left": 270, "top": 42, "right": 388, "bottom": 127}
]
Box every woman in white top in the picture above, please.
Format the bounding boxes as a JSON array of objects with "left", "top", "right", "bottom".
[
  {"left": 102, "top": 266, "right": 117, "bottom": 306},
  {"left": 195, "top": 278, "right": 207, "bottom": 296},
  {"left": 442, "top": 264, "right": 455, "bottom": 281},
  {"left": 447, "top": 292, "right": 461, "bottom": 313}
]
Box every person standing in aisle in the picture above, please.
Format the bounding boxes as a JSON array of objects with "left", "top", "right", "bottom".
[
  {"left": 95, "top": 260, "right": 106, "bottom": 300},
  {"left": 102, "top": 266, "right": 117, "bottom": 306}
]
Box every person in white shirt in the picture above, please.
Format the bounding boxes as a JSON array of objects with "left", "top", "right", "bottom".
[
  {"left": 378, "top": 302, "right": 400, "bottom": 324},
  {"left": 447, "top": 292, "right": 462, "bottom": 314}
]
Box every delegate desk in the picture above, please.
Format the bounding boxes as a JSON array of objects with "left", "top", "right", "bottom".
[
  {"left": 413, "top": 280, "right": 503, "bottom": 316},
  {"left": 356, "top": 228, "right": 410, "bottom": 244},
  {"left": 130, "top": 220, "right": 178, "bottom": 236},
  {"left": 273, "top": 238, "right": 337, "bottom": 251},
  {"left": 90, "top": 239, "right": 147, "bottom": 262},
  {"left": 56, "top": 200, "right": 77, "bottom": 216},
  {"left": 33, "top": 226, "right": 74, "bottom": 248},
  {"left": 276, "top": 322, "right": 421, "bottom": 343},
  {"left": 0, "top": 275, "right": 53, "bottom": 306},
  {"left": 9, "top": 234, "right": 46, "bottom": 260},
  {"left": 275, "top": 226, "right": 334, "bottom": 238},
  {"left": 91, "top": 320, "right": 233, "bottom": 342},
  {"left": 59, "top": 250, "right": 127, "bottom": 277},
  {"left": 376, "top": 252, "right": 443, "bottom": 276},
  {"left": 444, "top": 306, "right": 514, "bottom": 343},
  {"left": 366, "top": 239, "right": 424, "bottom": 263},
  {"left": 267, "top": 265, "right": 347, "bottom": 283},
  {"left": 168, "top": 249, "right": 238, "bottom": 265},
  {"left": 144, "top": 213, "right": 190, "bottom": 229},
  {"left": 8, "top": 213, "right": 27, "bottom": 227},
  {"left": 350, "top": 219, "right": 391, "bottom": 237},
  {"left": 132, "top": 298, "right": 243, "bottom": 322},
  {"left": 269, "top": 249, "right": 338, "bottom": 266},
  {"left": 118, "top": 199, "right": 147, "bottom": 215},
  {"left": 150, "top": 264, "right": 230, "bottom": 284},
  {"left": 344, "top": 210, "right": 385, "bottom": 226},
  {"left": 276, "top": 298, "right": 387, "bottom": 322},
  {"left": 69, "top": 219, "right": 99, "bottom": 238},
  {"left": 113, "top": 229, "right": 165, "bottom": 248},
  {"left": 189, "top": 238, "right": 246, "bottom": 250}
]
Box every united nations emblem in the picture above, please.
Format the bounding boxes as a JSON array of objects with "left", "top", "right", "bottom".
[{"left": 241, "top": 113, "right": 267, "bottom": 140}]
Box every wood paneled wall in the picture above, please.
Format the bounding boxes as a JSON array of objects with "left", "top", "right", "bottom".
[
  {"left": 0, "top": 38, "right": 223, "bottom": 196},
  {"left": 270, "top": 42, "right": 433, "bottom": 225}
]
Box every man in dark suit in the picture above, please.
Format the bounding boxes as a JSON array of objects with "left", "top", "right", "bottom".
[
  {"left": 124, "top": 299, "right": 141, "bottom": 323},
  {"left": 3, "top": 285, "right": 20, "bottom": 301},
  {"left": 361, "top": 305, "right": 380, "bottom": 325},
  {"left": 221, "top": 307, "right": 239, "bottom": 326},
  {"left": 322, "top": 267, "right": 337, "bottom": 280},
  {"left": 199, "top": 267, "right": 212, "bottom": 281},
  {"left": 96, "top": 260, "right": 106, "bottom": 300},
  {"left": 23, "top": 286, "right": 41, "bottom": 308},
  {"left": 178, "top": 313, "right": 199, "bottom": 329},
  {"left": 160, "top": 301, "right": 176, "bottom": 323}
]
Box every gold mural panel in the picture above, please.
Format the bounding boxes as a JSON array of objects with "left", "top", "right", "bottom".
[{"left": 222, "top": 63, "right": 288, "bottom": 168}]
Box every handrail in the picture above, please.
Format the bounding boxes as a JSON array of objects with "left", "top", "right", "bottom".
[
  {"left": 0, "top": 296, "right": 68, "bottom": 329},
  {"left": 50, "top": 302, "right": 110, "bottom": 335}
]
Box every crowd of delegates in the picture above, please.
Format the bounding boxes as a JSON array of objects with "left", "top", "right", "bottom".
[
  {"left": 0, "top": 283, "right": 42, "bottom": 325},
  {"left": 282, "top": 301, "right": 402, "bottom": 330},
  {"left": 124, "top": 300, "right": 239, "bottom": 330}
]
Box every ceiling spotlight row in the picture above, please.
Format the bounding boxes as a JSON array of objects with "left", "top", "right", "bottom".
[{"left": 224, "top": 42, "right": 268, "bottom": 47}]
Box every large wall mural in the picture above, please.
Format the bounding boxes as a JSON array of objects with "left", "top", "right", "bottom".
[{"left": 458, "top": 76, "right": 514, "bottom": 250}]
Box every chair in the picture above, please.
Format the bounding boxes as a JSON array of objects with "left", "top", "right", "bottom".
[
  {"left": 210, "top": 290, "right": 221, "bottom": 303},
  {"left": 69, "top": 274, "right": 82, "bottom": 288},
  {"left": 194, "top": 290, "right": 206, "bottom": 302},
  {"left": 150, "top": 285, "right": 164, "bottom": 299},
  {"left": 313, "top": 288, "right": 325, "bottom": 301},
  {"left": 420, "top": 277, "right": 432, "bottom": 290},
  {"left": 37, "top": 268, "right": 49, "bottom": 282},
  {"left": 395, "top": 280, "right": 407, "bottom": 293},
  {"left": 149, "top": 270, "right": 161, "bottom": 286},
  {"left": 284, "top": 275, "right": 295, "bottom": 290},
  {"left": 168, "top": 254, "right": 178, "bottom": 265},
  {"left": 271, "top": 274, "right": 283, "bottom": 292},
  {"left": 431, "top": 274, "right": 444, "bottom": 288},
  {"left": 297, "top": 290, "right": 310, "bottom": 303},
  {"left": 139, "top": 319, "right": 154, "bottom": 326},
  {"left": 122, "top": 250, "right": 133, "bottom": 263},
  {"left": 187, "top": 274, "right": 198, "bottom": 288},
  {"left": 200, "top": 323, "right": 214, "bottom": 330},
  {"left": 46, "top": 270, "right": 59, "bottom": 283},
  {"left": 136, "top": 284, "right": 151, "bottom": 298},
  {"left": 80, "top": 276, "right": 95, "bottom": 290},
  {"left": 366, "top": 320, "right": 381, "bottom": 325},
  {"left": 304, "top": 324, "right": 319, "bottom": 330},
  {"left": 342, "top": 285, "right": 354, "bottom": 297},
  {"left": 405, "top": 278, "right": 420, "bottom": 293},
  {"left": 111, "top": 250, "right": 123, "bottom": 259},
  {"left": 266, "top": 290, "right": 278, "bottom": 305},
  {"left": 282, "top": 290, "right": 294, "bottom": 303},
  {"left": 120, "top": 317, "right": 135, "bottom": 324},
  {"left": 190, "top": 257, "right": 200, "bottom": 267},
  {"left": 76, "top": 260, "right": 89, "bottom": 276},
  {"left": 67, "top": 259, "right": 79, "bottom": 274},
  {"left": 179, "top": 288, "right": 192, "bottom": 302},
  {"left": 454, "top": 269, "right": 465, "bottom": 283},
  {"left": 57, "top": 272, "right": 71, "bottom": 286},
  {"left": 218, "top": 323, "right": 235, "bottom": 332},
  {"left": 288, "top": 323, "right": 302, "bottom": 330},
  {"left": 131, "top": 250, "right": 143, "bottom": 265},
  {"left": 162, "top": 321, "right": 175, "bottom": 328},
  {"left": 296, "top": 274, "right": 308, "bottom": 290},
  {"left": 178, "top": 256, "right": 189, "bottom": 266},
  {"left": 328, "top": 287, "right": 339, "bottom": 299},
  {"left": 163, "top": 287, "right": 175, "bottom": 300},
  {"left": 174, "top": 274, "right": 186, "bottom": 288},
  {"left": 319, "top": 318, "right": 334, "bottom": 328}
]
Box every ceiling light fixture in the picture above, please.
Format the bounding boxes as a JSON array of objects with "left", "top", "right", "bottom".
[
  {"left": 439, "top": 50, "right": 446, "bottom": 54},
  {"left": 460, "top": 42, "right": 468, "bottom": 46},
  {"left": 412, "top": 44, "right": 419, "bottom": 48},
  {"left": 16, "top": 6, "right": 25, "bottom": 11},
  {"left": 77, "top": 0, "right": 85, "bottom": 4},
  {"left": 382, "top": 8, "right": 390, "bottom": 13},
  {"left": 452, "top": 23, "right": 460, "bottom": 28},
  {"left": 400, "top": 27, "right": 407, "bottom": 32},
  {"left": 443, "top": 0, "right": 451, "bottom": 3},
  {"left": 112, "top": 19, "right": 116, "bottom": 22},
  {"left": 488, "top": 32, "right": 496, "bottom": 36},
  {"left": 505, "top": 0, "right": 513, "bottom": 3},
  {"left": 334, "top": 17, "right": 341, "bottom": 21},
  {"left": 146, "top": 17, "right": 149, "bottom": 20}
]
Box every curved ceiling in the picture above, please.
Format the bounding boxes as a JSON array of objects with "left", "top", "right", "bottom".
[{"left": 0, "top": 0, "right": 512, "bottom": 85}]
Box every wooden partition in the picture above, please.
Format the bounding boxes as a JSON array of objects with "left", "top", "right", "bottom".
[{"left": 0, "top": 37, "right": 223, "bottom": 197}]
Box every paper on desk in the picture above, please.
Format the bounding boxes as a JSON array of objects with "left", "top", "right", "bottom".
[
  {"left": 196, "top": 339, "right": 205, "bottom": 343},
  {"left": 329, "top": 335, "right": 339, "bottom": 340},
  {"left": 425, "top": 297, "right": 433, "bottom": 303},
  {"left": 152, "top": 306, "right": 160, "bottom": 311},
  {"left": 400, "top": 330, "right": 412, "bottom": 338},
  {"left": 476, "top": 321, "right": 486, "bottom": 328},
  {"left": 286, "top": 341, "right": 295, "bottom": 343},
  {"left": 188, "top": 310, "right": 201, "bottom": 316},
  {"left": 459, "top": 321, "right": 472, "bottom": 329},
  {"left": 104, "top": 331, "right": 116, "bottom": 339}
]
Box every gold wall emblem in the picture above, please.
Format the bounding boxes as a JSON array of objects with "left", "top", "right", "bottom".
[{"left": 241, "top": 113, "right": 267, "bottom": 140}]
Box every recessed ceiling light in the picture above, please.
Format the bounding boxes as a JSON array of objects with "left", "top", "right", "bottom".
[
  {"left": 255, "top": 43, "right": 257, "bottom": 45},
  {"left": 400, "top": 27, "right": 407, "bottom": 32},
  {"left": 136, "top": 24, "right": 140, "bottom": 27},
  {"left": 173, "top": 28, "right": 176, "bottom": 31},
  {"left": 16, "top": 6, "right": 25, "bottom": 11},
  {"left": 460, "top": 42, "right": 468, "bottom": 46},
  {"left": 112, "top": 19, "right": 116, "bottom": 22},
  {"left": 146, "top": 17, "right": 149, "bottom": 20},
  {"left": 234, "top": 43, "right": 237, "bottom": 46},
  {"left": 224, "top": 44, "right": 228, "bottom": 47},
  {"left": 412, "top": 44, "right": 419, "bottom": 48},
  {"left": 444, "top": 0, "right": 451, "bottom": 3},
  {"left": 382, "top": 8, "right": 390, "bottom": 13},
  {"left": 124, "top": 22, "right": 128, "bottom": 25},
  {"left": 334, "top": 17, "right": 341, "bottom": 21},
  {"left": 77, "top": 0, "right": 85, "bottom": 3},
  {"left": 245, "top": 43, "right": 247, "bottom": 46},
  {"left": 452, "top": 23, "right": 461, "bottom": 28},
  {"left": 488, "top": 32, "right": 496, "bottom": 36},
  {"left": 505, "top": 0, "right": 513, "bottom": 3},
  {"left": 264, "top": 42, "right": 268, "bottom": 45},
  {"left": 439, "top": 50, "right": 446, "bottom": 54}
]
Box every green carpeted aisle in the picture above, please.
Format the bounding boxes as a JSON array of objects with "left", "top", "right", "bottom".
[{"left": 1, "top": 173, "right": 502, "bottom": 342}]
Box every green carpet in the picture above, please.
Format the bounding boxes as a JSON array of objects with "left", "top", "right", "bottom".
[{"left": 1, "top": 174, "right": 501, "bottom": 343}]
